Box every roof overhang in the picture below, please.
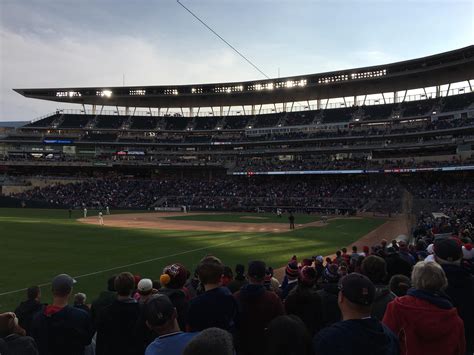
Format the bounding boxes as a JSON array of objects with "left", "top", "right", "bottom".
[{"left": 14, "top": 45, "right": 474, "bottom": 108}]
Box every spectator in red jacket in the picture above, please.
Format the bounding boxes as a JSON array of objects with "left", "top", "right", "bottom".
[
  {"left": 234, "top": 261, "right": 284, "bottom": 355},
  {"left": 383, "top": 261, "right": 466, "bottom": 355}
]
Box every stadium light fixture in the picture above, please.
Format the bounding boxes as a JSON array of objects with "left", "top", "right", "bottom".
[{"left": 101, "top": 90, "right": 113, "bottom": 98}]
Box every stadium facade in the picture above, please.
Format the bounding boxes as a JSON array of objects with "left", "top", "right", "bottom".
[{"left": 1, "top": 46, "right": 474, "bottom": 213}]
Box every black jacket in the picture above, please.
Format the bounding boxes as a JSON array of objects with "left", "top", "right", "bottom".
[
  {"left": 285, "top": 285, "right": 322, "bottom": 335},
  {"left": 0, "top": 334, "right": 39, "bottom": 355},
  {"left": 96, "top": 298, "right": 141, "bottom": 355},
  {"left": 14, "top": 300, "right": 43, "bottom": 335},
  {"left": 442, "top": 263, "right": 474, "bottom": 353},
  {"left": 30, "top": 305, "right": 93, "bottom": 355},
  {"left": 316, "top": 283, "right": 341, "bottom": 327}
]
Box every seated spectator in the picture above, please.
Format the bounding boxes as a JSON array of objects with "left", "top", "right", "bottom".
[
  {"left": 91, "top": 276, "right": 116, "bottom": 326},
  {"left": 226, "top": 264, "right": 247, "bottom": 293},
  {"left": 96, "top": 272, "right": 141, "bottom": 355},
  {"left": 158, "top": 263, "right": 189, "bottom": 330},
  {"left": 234, "top": 261, "right": 284, "bottom": 355},
  {"left": 0, "top": 312, "right": 38, "bottom": 355},
  {"left": 73, "top": 293, "right": 89, "bottom": 314},
  {"left": 183, "top": 327, "right": 234, "bottom": 355},
  {"left": 361, "top": 256, "right": 395, "bottom": 320},
  {"left": 280, "top": 260, "right": 299, "bottom": 299},
  {"left": 383, "top": 261, "right": 465, "bottom": 355},
  {"left": 313, "top": 273, "right": 399, "bottom": 355},
  {"left": 14, "top": 286, "right": 43, "bottom": 335},
  {"left": 30, "top": 274, "right": 93, "bottom": 355},
  {"left": 388, "top": 275, "right": 411, "bottom": 297},
  {"left": 186, "top": 256, "right": 238, "bottom": 332},
  {"left": 264, "top": 315, "right": 313, "bottom": 355},
  {"left": 144, "top": 294, "right": 198, "bottom": 355},
  {"left": 285, "top": 265, "right": 322, "bottom": 335},
  {"left": 316, "top": 264, "right": 342, "bottom": 327},
  {"left": 434, "top": 238, "right": 474, "bottom": 354}
]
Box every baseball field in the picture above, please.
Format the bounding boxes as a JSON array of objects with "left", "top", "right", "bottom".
[{"left": 0, "top": 208, "right": 403, "bottom": 312}]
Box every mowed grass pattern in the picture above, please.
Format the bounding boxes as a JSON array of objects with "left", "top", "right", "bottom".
[
  {"left": 0, "top": 208, "right": 384, "bottom": 312},
  {"left": 164, "top": 212, "right": 321, "bottom": 224}
]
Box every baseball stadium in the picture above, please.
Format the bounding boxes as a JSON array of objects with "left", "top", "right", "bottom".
[{"left": 1, "top": 3, "right": 474, "bottom": 354}]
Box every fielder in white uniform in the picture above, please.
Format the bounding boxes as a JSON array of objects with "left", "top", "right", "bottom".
[
  {"left": 83, "top": 208, "right": 87, "bottom": 218},
  {"left": 98, "top": 212, "right": 104, "bottom": 226}
]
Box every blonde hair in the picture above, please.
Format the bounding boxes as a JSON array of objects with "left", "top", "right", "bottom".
[{"left": 411, "top": 261, "right": 448, "bottom": 292}]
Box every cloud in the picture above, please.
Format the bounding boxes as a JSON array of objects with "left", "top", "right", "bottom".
[{"left": 0, "top": 28, "right": 258, "bottom": 120}]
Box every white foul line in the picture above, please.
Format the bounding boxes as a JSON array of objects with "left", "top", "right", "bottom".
[{"left": 0, "top": 234, "right": 256, "bottom": 297}]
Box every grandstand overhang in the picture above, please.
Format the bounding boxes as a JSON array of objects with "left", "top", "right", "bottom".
[{"left": 14, "top": 45, "right": 474, "bottom": 108}]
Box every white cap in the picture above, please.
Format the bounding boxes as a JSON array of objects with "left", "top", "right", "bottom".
[{"left": 137, "top": 278, "right": 153, "bottom": 292}]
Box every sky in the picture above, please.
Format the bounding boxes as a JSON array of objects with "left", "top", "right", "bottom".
[{"left": 0, "top": 0, "right": 473, "bottom": 121}]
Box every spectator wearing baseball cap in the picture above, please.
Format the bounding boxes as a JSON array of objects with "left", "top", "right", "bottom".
[
  {"left": 96, "top": 272, "right": 141, "bottom": 355},
  {"left": 158, "top": 264, "right": 189, "bottom": 331},
  {"left": 383, "top": 261, "right": 465, "bottom": 355},
  {"left": 434, "top": 238, "right": 474, "bottom": 353},
  {"left": 144, "top": 295, "right": 198, "bottom": 355},
  {"left": 361, "top": 256, "right": 396, "bottom": 320},
  {"left": 186, "top": 256, "right": 238, "bottom": 332},
  {"left": 234, "top": 261, "right": 284, "bottom": 355},
  {"left": 316, "top": 264, "right": 342, "bottom": 328},
  {"left": 285, "top": 266, "right": 323, "bottom": 335},
  {"left": 30, "top": 274, "right": 93, "bottom": 355},
  {"left": 135, "top": 279, "right": 155, "bottom": 304},
  {"left": 313, "top": 273, "right": 399, "bottom": 355}
]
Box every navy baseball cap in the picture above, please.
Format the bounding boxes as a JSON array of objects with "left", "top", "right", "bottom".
[
  {"left": 248, "top": 261, "right": 266, "bottom": 280},
  {"left": 52, "top": 274, "right": 76, "bottom": 293},
  {"left": 338, "top": 273, "right": 375, "bottom": 306},
  {"left": 144, "top": 294, "right": 175, "bottom": 326}
]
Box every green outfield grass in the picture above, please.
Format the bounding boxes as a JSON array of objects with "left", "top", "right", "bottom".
[
  {"left": 164, "top": 212, "right": 321, "bottom": 224},
  {"left": 0, "top": 208, "right": 385, "bottom": 312}
]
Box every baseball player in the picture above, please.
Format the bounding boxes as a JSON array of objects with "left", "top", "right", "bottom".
[
  {"left": 106, "top": 206, "right": 110, "bottom": 215},
  {"left": 98, "top": 211, "right": 104, "bottom": 226},
  {"left": 83, "top": 207, "right": 87, "bottom": 218}
]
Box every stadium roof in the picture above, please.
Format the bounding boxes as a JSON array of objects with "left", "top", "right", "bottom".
[{"left": 14, "top": 45, "right": 474, "bottom": 108}]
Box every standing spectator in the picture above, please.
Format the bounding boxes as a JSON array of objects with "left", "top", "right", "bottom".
[
  {"left": 280, "top": 260, "right": 299, "bottom": 300},
  {"left": 30, "top": 274, "right": 93, "bottom": 355},
  {"left": 285, "top": 265, "right": 322, "bottom": 335},
  {"left": 350, "top": 246, "right": 360, "bottom": 270},
  {"left": 397, "top": 241, "right": 415, "bottom": 266},
  {"left": 73, "top": 293, "right": 89, "bottom": 314},
  {"left": 434, "top": 238, "right": 474, "bottom": 354},
  {"left": 158, "top": 264, "right": 189, "bottom": 330},
  {"left": 383, "top": 261, "right": 465, "bottom": 355},
  {"left": 388, "top": 275, "right": 411, "bottom": 297},
  {"left": 234, "top": 261, "right": 284, "bottom": 355},
  {"left": 135, "top": 279, "right": 155, "bottom": 304},
  {"left": 221, "top": 266, "right": 233, "bottom": 288},
  {"left": 183, "top": 328, "right": 234, "bottom": 355},
  {"left": 264, "top": 315, "right": 313, "bottom": 355},
  {"left": 316, "top": 264, "right": 342, "bottom": 327},
  {"left": 0, "top": 312, "right": 38, "bottom": 355},
  {"left": 384, "top": 248, "right": 412, "bottom": 279},
  {"left": 14, "top": 286, "right": 43, "bottom": 335},
  {"left": 361, "top": 256, "right": 396, "bottom": 320},
  {"left": 144, "top": 295, "right": 198, "bottom": 355},
  {"left": 227, "top": 264, "right": 247, "bottom": 294},
  {"left": 313, "top": 273, "right": 399, "bottom": 355},
  {"left": 96, "top": 272, "right": 141, "bottom": 355},
  {"left": 90, "top": 276, "right": 116, "bottom": 326},
  {"left": 186, "top": 256, "right": 238, "bottom": 332}
]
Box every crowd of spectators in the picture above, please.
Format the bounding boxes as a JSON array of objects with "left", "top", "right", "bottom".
[
  {"left": 11, "top": 176, "right": 403, "bottom": 212},
  {"left": 2, "top": 224, "right": 474, "bottom": 354}
]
